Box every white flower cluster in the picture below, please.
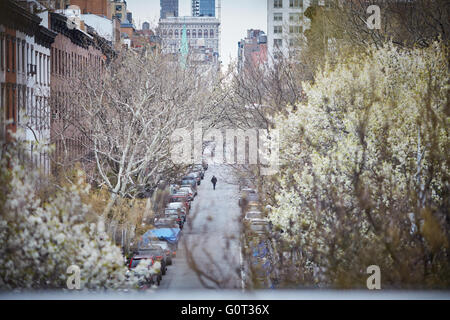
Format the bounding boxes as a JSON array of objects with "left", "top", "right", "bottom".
[
  {"left": 269, "top": 42, "right": 449, "bottom": 283},
  {"left": 0, "top": 144, "right": 138, "bottom": 290}
]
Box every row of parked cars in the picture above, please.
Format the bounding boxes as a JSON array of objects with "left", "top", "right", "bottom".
[
  {"left": 239, "top": 188, "right": 271, "bottom": 237},
  {"left": 126, "top": 162, "right": 208, "bottom": 288}
]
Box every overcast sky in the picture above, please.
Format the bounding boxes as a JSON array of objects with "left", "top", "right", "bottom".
[{"left": 126, "top": 0, "right": 267, "bottom": 68}]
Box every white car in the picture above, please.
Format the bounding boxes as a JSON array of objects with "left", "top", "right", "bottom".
[
  {"left": 244, "top": 211, "right": 265, "bottom": 223},
  {"left": 249, "top": 218, "right": 270, "bottom": 235},
  {"left": 179, "top": 186, "right": 196, "bottom": 198}
]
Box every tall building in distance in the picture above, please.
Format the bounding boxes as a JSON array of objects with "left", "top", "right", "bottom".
[
  {"left": 159, "top": 16, "right": 220, "bottom": 66},
  {"left": 192, "top": 0, "right": 215, "bottom": 17},
  {"left": 267, "top": 0, "right": 325, "bottom": 61},
  {"left": 160, "top": 0, "right": 179, "bottom": 19}
]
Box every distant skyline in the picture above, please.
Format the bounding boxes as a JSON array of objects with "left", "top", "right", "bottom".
[{"left": 126, "top": 0, "right": 267, "bottom": 68}]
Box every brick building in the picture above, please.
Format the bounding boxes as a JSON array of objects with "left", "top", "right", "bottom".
[
  {"left": 1, "top": 0, "right": 56, "bottom": 174},
  {"left": 48, "top": 11, "right": 106, "bottom": 175}
]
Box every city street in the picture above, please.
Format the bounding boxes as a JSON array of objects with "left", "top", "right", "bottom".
[{"left": 159, "top": 164, "right": 243, "bottom": 290}]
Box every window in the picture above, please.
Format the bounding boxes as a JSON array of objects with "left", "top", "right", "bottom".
[
  {"left": 289, "top": 25, "right": 301, "bottom": 34},
  {"left": 274, "top": 26, "right": 282, "bottom": 34},
  {"left": 187, "top": 29, "right": 190, "bottom": 38},
  {"left": 192, "top": 29, "right": 196, "bottom": 38},
  {"left": 289, "top": 13, "right": 301, "bottom": 24},
  {"left": 6, "top": 37, "right": 10, "bottom": 71},
  {"left": 12, "top": 38, "right": 15, "bottom": 72},
  {"left": 22, "top": 42, "right": 25, "bottom": 74},
  {"left": 274, "top": 39, "right": 283, "bottom": 48},
  {"left": 168, "top": 29, "right": 173, "bottom": 38},
  {"left": 204, "top": 29, "right": 208, "bottom": 38},
  {"left": 274, "top": 0, "right": 282, "bottom": 8},
  {"left": 289, "top": 0, "right": 302, "bottom": 8},
  {"left": 0, "top": 34, "right": 3, "bottom": 71},
  {"left": 175, "top": 29, "right": 179, "bottom": 38},
  {"left": 198, "top": 29, "right": 202, "bottom": 38},
  {"left": 210, "top": 29, "right": 214, "bottom": 37},
  {"left": 274, "top": 13, "right": 282, "bottom": 22}
]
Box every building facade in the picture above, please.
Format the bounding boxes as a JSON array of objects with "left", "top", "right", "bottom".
[
  {"left": 267, "top": 0, "right": 322, "bottom": 60},
  {"left": 159, "top": 16, "right": 220, "bottom": 65},
  {"left": 192, "top": 0, "right": 215, "bottom": 17},
  {"left": 49, "top": 11, "right": 105, "bottom": 175},
  {"left": 1, "top": 0, "right": 56, "bottom": 174},
  {"left": 160, "top": 0, "right": 179, "bottom": 19},
  {"left": 238, "top": 29, "right": 267, "bottom": 72},
  {"left": 71, "top": 0, "right": 112, "bottom": 18}
]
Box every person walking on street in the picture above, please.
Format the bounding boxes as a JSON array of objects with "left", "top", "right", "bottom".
[{"left": 211, "top": 176, "right": 217, "bottom": 190}]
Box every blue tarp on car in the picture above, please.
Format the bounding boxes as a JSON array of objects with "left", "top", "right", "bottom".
[{"left": 141, "top": 228, "right": 181, "bottom": 245}]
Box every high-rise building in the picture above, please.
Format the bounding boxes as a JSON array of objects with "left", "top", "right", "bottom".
[
  {"left": 267, "top": 0, "right": 326, "bottom": 61},
  {"left": 159, "top": 16, "right": 220, "bottom": 66},
  {"left": 192, "top": 0, "right": 215, "bottom": 17},
  {"left": 160, "top": 0, "right": 179, "bottom": 19}
]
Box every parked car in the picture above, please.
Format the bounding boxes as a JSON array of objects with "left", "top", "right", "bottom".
[
  {"left": 248, "top": 219, "right": 270, "bottom": 237},
  {"left": 176, "top": 189, "right": 193, "bottom": 202},
  {"left": 150, "top": 241, "right": 174, "bottom": 265},
  {"left": 154, "top": 217, "right": 182, "bottom": 230},
  {"left": 181, "top": 177, "right": 197, "bottom": 191},
  {"left": 128, "top": 256, "right": 162, "bottom": 286},
  {"left": 244, "top": 211, "right": 265, "bottom": 223},
  {"left": 191, "top": 165, "right": 205, "bottom": 179},
  {"left": 142, "top": 228, "right": 181, "bottom": 257},
  {"left": 137, "top": 245, "right": 168, "bottom": 275},
  {"left": 202, "top": 159, "right": 208, "bottom": 171},
  {"left": 239, "top": 188, "right": 259, "bottom": 207},
  {"left": 169, "top": 193, "right": 191, "bottom": 211},
  {"left": 165, "top": 206, "right": 186, "bottom": 221},
  {"left": 180, "top": 185, "right": 197, "bottom": 197},
  {"left": 186, "top": 172, "right": 201, "bottom": 185}
]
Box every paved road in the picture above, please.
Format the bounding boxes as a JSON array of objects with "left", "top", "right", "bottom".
[{"left": 159, "top": 164, "right": 243, "bottom": 290}]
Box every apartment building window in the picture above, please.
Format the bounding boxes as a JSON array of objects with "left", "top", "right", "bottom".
[
  {"left": 290, "top": 0, "right": 302, "bottom": 8},
  {"left": 198, "top": 30, "right": 202, "bottom": 38},
  {"left": 204, "top": 29, "right": 208, "bottom": 38},
  {"left": 12, "top": 38, "right": 15, "bottom": 73},
  {"left": 175, "top": 29, "right": 179, "bottom": 38},
  {"left": 0, "top": 34, "right": 3, "bottom": 71},
  {"left": 274, "top": 13, "right": 283, "bottom": 22},
  {"left": 39, "top": 54, "right": 42, "bottom": 84},
  {"left": 290, "top": 13, "right": 301, "bottom": 24},
  {"left": 22, "top": 42, "right": 25, "bottom": 74},
  {"left": 274, "top": 0, "right": 283, "bottom": 8},
  {"left": 289, "top": 25, "right": 301, "bottom": 34},
  {"left": 6, "top": 37, "right": 10, "bottom": 72},
  {"left": 186, "top": 30, "right": 190, "bottom": 38},
  {"left": 274, "top": 26, "right": 282, "bottom": 34},
  {"left": 192, "top": 29, "right": 196, "bottom": 38},
  {"left": 210, "top": 29, "right": 214, "bottom": 37},
  {"left": 274, "top": 39, "right": 283, "bottom": 48},
  {"left": 0, "top": 85, "right": 4, "bottom": 141},
  {"left": 12, "top": 87, "right": 16, "bottom": 125}
]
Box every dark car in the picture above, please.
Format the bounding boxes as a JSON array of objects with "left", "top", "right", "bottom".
[
  {"left": 154, "top": 217, "right": 182, "bottom": 230},
  {"left": 191, "top": 165, "right": 205, "bottom": 179},
  {"left": 149, "top": 241, "right": 174, "bottom": 265},
  {"left": 187, "top": 172, "right": 201, "bottom": 185},
  {"left": 128, "top": 256, "right": 162, "bottom": 286},
  {"left": 137, "top": 245, "right": 168, "bottom": 275}
]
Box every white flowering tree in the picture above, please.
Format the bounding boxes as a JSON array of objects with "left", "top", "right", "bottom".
[
  {"left": 0, "top": 140, "right": 137, "bottom": 289},
  {"left": 268, "top": 42, "right": 449, "bottom": 287}
]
